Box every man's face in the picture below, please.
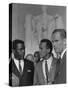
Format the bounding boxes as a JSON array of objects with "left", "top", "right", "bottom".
[
  {"left": 39, "top": 42, "right": 49, "bottom": 58},
  {"left": 14, "top": 43, "right": 25, "bottom": 60},
  {"left": 52, "top": 32, "right": 64, "bottom": 54}
]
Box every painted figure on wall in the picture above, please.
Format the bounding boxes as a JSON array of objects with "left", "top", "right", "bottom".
[{"left": 24, "top": 5, "right": 64, "bottom": 56}]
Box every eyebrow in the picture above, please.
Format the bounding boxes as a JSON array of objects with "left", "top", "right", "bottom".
[
  {"left": 17, "top": 47, "right": 25, "bottom": 50},
  {"left": 52, "top": 40, "right": 59, "bottom": 42}
]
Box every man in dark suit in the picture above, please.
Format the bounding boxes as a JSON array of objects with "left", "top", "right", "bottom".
[
  {"left": 51, "top": 29, "right": 66, "bottom": 84},
  {"left": 9, "top": 39, "right": 34, "bottom": 86},
  {"left": 34, "top": 39, "right": 56, "bottom": 85}
]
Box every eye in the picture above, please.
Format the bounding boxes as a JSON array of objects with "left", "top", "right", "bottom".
[
  {"left": 52, "top": 40, "right": 58, "bottom": 43},
  {"left": 52, "top": 40, "right": 54, "bottom": 43},
  {"left": 55, "top": 40, "right": 58, "bottom": 42},
  {"left": 39, "top": 47, "right": 42, "bottom": 50}
]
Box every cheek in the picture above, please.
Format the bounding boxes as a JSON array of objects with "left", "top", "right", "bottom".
[
  {"left": 40, "top": 49, "right": 46, "bottom": 56},
  {"left": 58, "top": 42, "right": 63, "bottom": 48},
  {"left": 20, "top": 52, "right": 25, "bottom": 56},
  {"left": 55, "top": 42, "right": 63, "bottom": 51},
  {"left": 18, "top": 50, "right": 25, "bottom": 55},
  {"left": 54, "top": 42, "right": 61, "bottom": 48},
  {"left": 14, "top": 52, "right": 20, "bottom": 58}
]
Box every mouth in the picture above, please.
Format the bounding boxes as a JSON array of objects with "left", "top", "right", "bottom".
[{"left": 54, "top": 47, "right": 57, "bottom": 50}]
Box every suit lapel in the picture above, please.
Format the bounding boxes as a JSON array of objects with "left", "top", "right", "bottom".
[
  {"left": 61, "top": 52, "right": 66, "bottom": 64},
  {"left": 48, "top": 57, "right": 56, "bottom": 82},
  {"left": 37, "top": 57, "right": 56, "bottom": 84},
  {"left": 12, "top": 60, "right": 20, "bottom": 78},
  {"left": 13, "top": 59, "right": 27, "bottom": 77},
  {"left": 21, "top": 60, "right": 26, "bottom": 77},
  {"left": 38, "top": 61, "right": 46, "bottom": 84}
]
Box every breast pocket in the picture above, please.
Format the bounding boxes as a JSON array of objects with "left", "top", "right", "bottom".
[{"left": 27, "top": 69, "right": 32, "bottom": 73}]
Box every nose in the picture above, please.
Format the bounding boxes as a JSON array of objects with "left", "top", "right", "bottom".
[
  {"left": 52, "top": 41, "right": 56, "bottom": 48},
  {"left": 52, "top": 40, "right": 55, "bottom": 45}
]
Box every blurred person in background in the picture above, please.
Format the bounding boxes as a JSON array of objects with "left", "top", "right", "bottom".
[
  {"left": 26, "top": 54, "right": 34, "bottom": 63},
  {"left": 34, "top": 51, "right": 40, "bottom": 65}
]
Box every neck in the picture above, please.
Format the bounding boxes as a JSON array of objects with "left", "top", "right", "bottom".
[
  {"left": 14, "top": 56, "right": 24, "bottom": 61},
  {"left": 43, "top": 54, "right": 51, "bottom": 60}
]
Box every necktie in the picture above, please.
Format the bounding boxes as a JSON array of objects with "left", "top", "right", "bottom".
[
  {"left": 19, "top": 60, "right": 22, "bottom": 75},
  {"left": 45, "top": 60, "right": 49, "bottom": 83},
  {"left": 57, "top": 57, "right": 61, "bottom": 72}
]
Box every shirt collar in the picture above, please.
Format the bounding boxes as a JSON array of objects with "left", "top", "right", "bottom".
[
  {"left": 14, "top": 57, "right": 24, "bottom": 62},
  {"left": 45, "top": 56, "right": 52, "bottom": 62},
  {"left": 61, "top": 48, "right": 66, "bottom": 59},
  {"left": 40, "top": 55, "right": 52, "bottom": 62},
  {"left": 14, "top": 57, "right": 18, "bottom": 62},
  {"left": 13, "top": 56, "right": 24, "bottom": 71}
]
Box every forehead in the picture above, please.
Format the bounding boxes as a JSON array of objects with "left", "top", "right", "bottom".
[
  {"left": 39, "top": 42, "right": 46, "bottom": 48},
  {"left": 52, "top": 32, "right": 62, "bottom": 40}
]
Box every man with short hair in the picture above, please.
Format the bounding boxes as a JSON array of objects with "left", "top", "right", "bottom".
[
  {"left": 9, "top": 39, "right": 34, "bottom": 86},
  {"left": 34, "top": 39, "right": 56, "bottom": 85},
  {"left": 51, "top": 29, "right": 66, "bottom": 84}
]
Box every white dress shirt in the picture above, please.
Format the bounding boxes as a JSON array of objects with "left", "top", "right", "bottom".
[
  {"left": 42, "top": 56, "right": 53, "bottom": 81},
  {"left": 61, "top": 48, "right": 66, "bottom": 59},
  {"left": 14, "top": 58, "right": 24, "bottom": 72}
]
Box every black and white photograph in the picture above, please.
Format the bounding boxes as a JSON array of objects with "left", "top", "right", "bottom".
[{"left": 9, "top": 3, "right": 66, "bottom": 87}]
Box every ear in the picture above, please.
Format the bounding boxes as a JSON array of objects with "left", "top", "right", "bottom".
[{"left": 47, "top": 49, "right": 50, "bottom": 54}]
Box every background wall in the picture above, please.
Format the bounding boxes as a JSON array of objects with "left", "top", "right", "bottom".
[{"left": 12, "top": 3, "right": 66, "bottom": 41}]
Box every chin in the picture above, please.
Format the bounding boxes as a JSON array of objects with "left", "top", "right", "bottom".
[
  {"left": 40, "top": 56, "right": 44, "bottom": 58},
  {"left": 55, "top": 49, "right": 59, "bottom": 53}
]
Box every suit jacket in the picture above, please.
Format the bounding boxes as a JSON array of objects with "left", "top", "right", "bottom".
[
  {"left": 34, "top": 56, "right": 57, "bottom": 85},
  {"left": 53, "top": 52, "right": 66, "bottom": 84},
  {"left": 9, "top": 58, "right": 34, "bottom": 86}
]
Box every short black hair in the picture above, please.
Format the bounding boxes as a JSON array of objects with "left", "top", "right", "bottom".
[
  {"left": 40, "top": 39, "right": 53, "bottom": 54},
  {"left": 52, "top": 29, "right": 66, "bottom": 39},
  {"left": 12, "top": 39, "right": 25, "bottom": 50}
]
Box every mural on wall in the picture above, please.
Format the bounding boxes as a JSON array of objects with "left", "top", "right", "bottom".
[{"left": 24, "top": 5, "right": 64, "bottom": 55}]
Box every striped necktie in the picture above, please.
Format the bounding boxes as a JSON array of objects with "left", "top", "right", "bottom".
[
  {"left": 19, "top": 60, "right": 22, "bottom": 75},
  {"left": 45, "top": 60, "right": 49, "bottom": 83}
]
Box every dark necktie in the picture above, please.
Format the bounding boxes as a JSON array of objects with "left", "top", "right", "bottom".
[
  {"left": 19, "top": 60, "right": 22, "bottom": 75},
  {"left": 45, "top": 60, "right": 49, "bottom": 83}
]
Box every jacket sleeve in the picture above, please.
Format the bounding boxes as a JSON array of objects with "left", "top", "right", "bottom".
[{"left": 33, "top": 65, "right": 39, "bottom": 85}]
